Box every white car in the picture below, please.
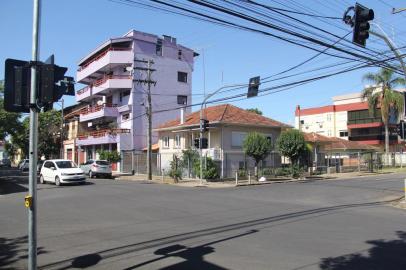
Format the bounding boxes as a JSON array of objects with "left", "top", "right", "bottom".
[
  {"left": 79, "top": 160, "right": 113, "bottom": 178},
  {"left": 39, "top": 159, "right": 86, "bottom": 186}
]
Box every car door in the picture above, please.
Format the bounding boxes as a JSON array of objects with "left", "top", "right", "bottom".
[
  {"left": 82, "top": 160, "right": 92, "bottom": 174},
  {"left": 42, "top": 161, "right": 52, "bottom": 181},
  {"left": 48, "top": 161, "right": 58, "bottom": 182}
]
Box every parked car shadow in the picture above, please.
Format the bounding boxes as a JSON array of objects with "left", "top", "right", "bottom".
[{"left": 319, "top": 231, "right": 406, "bottom": 270}]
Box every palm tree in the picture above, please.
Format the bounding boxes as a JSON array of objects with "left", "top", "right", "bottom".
[{"left": 361, "top": 68, "right": 405, "bottom": 154}]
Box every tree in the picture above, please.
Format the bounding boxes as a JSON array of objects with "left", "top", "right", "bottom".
[
  {"left": 246, "top": 108, "right": 263, "bottom": 115},
  {"left": 97, "top": 150, "right": 121, "bottom": 163},
  {"left": 38, "top": 110, "right": 63, "bottom": 158},
  {"left": 243, "top": 132, "right": 272, "bottom": 179},
  {"left": 276, "top": 129, "right": 307, "bottom": 175},
  {"left": 0, "top": 80, "right": 22, "bottom": 140},
  {"left": 361, "top": 68, "right": 405, "bottom": 154}
]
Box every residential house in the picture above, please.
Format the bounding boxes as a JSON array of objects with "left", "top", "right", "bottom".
[{"left": 155, "top": 104, "right": 291, "bottom": 178}]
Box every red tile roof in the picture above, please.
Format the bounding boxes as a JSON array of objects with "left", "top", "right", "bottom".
[
  {"left": 156, "top": 104, "right": 291, "bottom": 130},
  {"left": 304, "top": 132, "right": 378, "bottom": 151}
]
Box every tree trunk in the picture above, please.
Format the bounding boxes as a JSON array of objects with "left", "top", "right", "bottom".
[{"left": 385, "top": 124, "right": 390, "bottom": 165}]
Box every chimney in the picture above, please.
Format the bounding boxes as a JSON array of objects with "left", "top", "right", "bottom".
[{"left": 180, "top": 107, "right": 186, "bottom": 124}]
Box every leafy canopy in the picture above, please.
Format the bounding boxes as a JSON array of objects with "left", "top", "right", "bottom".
[
  {"left": 243, "top": 132, "right": 272, "bottom": 164},
  {"left": 246, "top": 108, "right": 263, "bottom": 115},
  {"left": 276, "top": 129, "right": 306, "bottom": 165}
]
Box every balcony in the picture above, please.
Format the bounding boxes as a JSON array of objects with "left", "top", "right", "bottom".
[
  {"left": 92, "top": 75, "right": 132, "bottom": 95},
  {"left": 75, "top": 86, "right": 92, "bottom": 102},
  {"left": 76, "top": 128, "right": 131, "bottom": 146},
  {"left": 77, "top": 47, "right": 133, "bottom": 83},
  {"left": 79, "top": 104, "right": 119, "bottom": 122},
  {"left": 349, "top": 134, "right": 398, "bottom": 141}
]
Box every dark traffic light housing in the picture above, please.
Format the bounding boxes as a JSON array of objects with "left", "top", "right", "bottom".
[
  {"left": 3, "top": 57, "right": 74, "bottom": 113},
  {"left": 353, "top": 3, "right": 374, "bottom": 47},
  {"left": 247, "top": 76, "right": 260, "bottom": 98},
  {"left": 201, "top": 119, "right": 209, "bottom": 132},
  {"left": 194, "top": 138, "right": 208, "bottom": 149}
]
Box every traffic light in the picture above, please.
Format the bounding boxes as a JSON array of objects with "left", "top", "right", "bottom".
[
  {"left": 194, "top": 138, "right": 200, "bottom": 148},
  {"left": 193, "top": 138, "right": 208, "bottom": 149},
  {"left": 398, "top": 120, "right": 405, "bottom": 140},
  {"left": 200, "top": 138, "right": 208, "bottom": 149},
  {"left": 352, "top": 3, "right": 374, "bottom": 47},
  {"left": 4, "top": 59, "right": 31, "bottom": 112},
  {"left": 247, "top": 76, "right": 260, "bottom": 98},
  {"left": 200, "top": 119, "right": 209, "bottom": 132},
  {"left": 3, "top": 57, "right": 75, "bottom": 113}
]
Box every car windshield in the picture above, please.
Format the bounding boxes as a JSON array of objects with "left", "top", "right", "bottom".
[
  {"left": 56, "top": 161, "right": 77, "bottom": 169},
  {"left": 96, "top": 161, "right": 110, "bottom": 165}
]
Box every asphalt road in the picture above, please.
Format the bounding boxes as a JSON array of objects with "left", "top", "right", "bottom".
[{"left": 0, "top": 168, "right": 405, "bottom": 270}]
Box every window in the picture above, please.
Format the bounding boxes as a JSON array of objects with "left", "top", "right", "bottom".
[
  {"left": 300, "top": 120, "right": 304, "bottom": 124},
  {"left": 178, "top": 49, "right": 182, "bottom": 60},
  {"left": 266, "top": 136, "right": 272, "bottom": 145},
  {"left": 156, "top": 39, "right": 163, "bottom": 56},
  {"left": 177, "top": 95, "right": 188, "bottom": 105},
  {"left": 43, "top": 161, "right": 52, "bottom": 168},
  {"left": 327, "top": 130, "right": 332, "bottom": 137},
  {"left": 339, "top": 131, "right": 349, "bottom": 137},
  {"left": 231, "top": 132, "right": 247, "bottom": 147},
  {"left": 178, "top": 72, "right": 188, "bottom": 83},
  {"left": 162, "top": 136, "right": 170, "bottom": 148},
  {"left": 120, "top": 90, "right": 131, "bottom": 102},
  {"left": 327, "top": 114, "right": 332, "bottom": 121},
  {"left": 122, "top": 113, "right": 130, "bottom": 121},
  {"left": 174, "top": 135, "right": 181, "bottom": 148},
  {"left": 239, "top": 161, "right": 245, "bottom": 169}
]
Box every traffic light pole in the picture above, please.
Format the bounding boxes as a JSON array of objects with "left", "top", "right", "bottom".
[
  {"left": 369, "top": 23, "right": 406, "bottom": 81},
  {"left": 28, "top": 0, "right": 41, "bottom": 269},
  {"left": 199, "top": 84, "right": 247, "bottom": 185}
]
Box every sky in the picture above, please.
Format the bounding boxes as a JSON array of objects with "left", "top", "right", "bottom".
[{"left": 1, "top": 0, "right": 405, "bottom": 126}]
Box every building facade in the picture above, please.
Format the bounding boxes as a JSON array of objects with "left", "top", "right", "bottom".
[
  {"left": 75, "top": 30, "right": 196, "bottom": 170},
  {"left": 155, "top": 104, "right": 290, "bottom": 178},
  {"left": 295, "top": 91, "right": 404, "bottom": 151}
]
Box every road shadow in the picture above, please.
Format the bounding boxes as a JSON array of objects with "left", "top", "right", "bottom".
[
  {"left": 0, "top": 168, "right": 28, "bottom": 195},
  {"left": 320, "top": 231, "right": 406, "bottom": 270},
  {"left": 0, "top": 235, "right": 47, "bottom": 269},
  {"left": 38, "top": 199, "right": 393, "bottom": 270},
  {"left": 124, "top": 230, "right": 258, "bottom": 270}
]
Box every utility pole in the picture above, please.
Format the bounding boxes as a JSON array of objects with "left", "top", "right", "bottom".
[
  {"left": 134, "top": 59, "right": 156, "bottom": 180},
  {"left": 28, "top": 0, "right": 40, "bottom": 269},
  {"left": 60, "top": 98, "right": 64, "bottom": 159}
]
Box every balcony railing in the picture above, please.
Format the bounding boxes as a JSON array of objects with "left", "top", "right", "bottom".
[
  {"left": 347, "top": 118, "right": 382, "bottom": 125},
  {"left": 77, "top": 128, "right": 130, "bottom": 140},
  {"left": 93, "top": 74, "right": 132, "bottom": 87},
  {"left": 76, "top": 86, "right": 90, "bottom": 95},
  {"left": 78, "top": 47, "right": 132, "bottom": 72},
  {"left": 80, "top": 103, "right": 117, "bottom": 115}
]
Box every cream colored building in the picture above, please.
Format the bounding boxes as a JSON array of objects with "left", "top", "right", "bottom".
[{"left": 155, "top": 104, "right": 290, "bottom": 178}]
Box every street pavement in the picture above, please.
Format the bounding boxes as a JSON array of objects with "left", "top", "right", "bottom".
[{"left": 0, "top": 168, "right": 405, "bottom": 270}]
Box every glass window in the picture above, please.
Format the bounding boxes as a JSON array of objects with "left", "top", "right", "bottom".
[
  {"left": 177, "top": 72, "right": 188, "bottom": 83},
  {"left": 231, "top": 132, "right": 247, "bottom": 147},
  {"left": 122, "top": 113, "right": 130, "bottom": 121},
  {"left": 178, "top": 49, "right": 182, "bottom": 60},
  {"left": 174, "top": 135, "right": 181, "bottom": 148},
  {"left": 56, "top": 161, "right": 77, "bottom": 169},
  {"left": 96, "top": 160, "right": 110, "bottom": 165},
  {"left": 162, "top": 136, "right": 170, "bottom": 148},
  {"left": 156, "top": 39, "right": 163, "bottom": 56},
  {"left": 339, "top": 131, "right": 349, "bottom": 137}
]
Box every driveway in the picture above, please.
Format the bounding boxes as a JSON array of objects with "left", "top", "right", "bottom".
[{"left": 0, "top": 168, "right": 405, "bottom": 269}]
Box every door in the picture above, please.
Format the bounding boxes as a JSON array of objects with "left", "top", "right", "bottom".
[
  {"left": 42, "top": 161, "right": 54, "bottom": 181},
  {"left": 106, "top": 95, "right": 113, "bottom": 105},
  {"left": 67, "top": 149, "right": 73, "bottom": 161}
]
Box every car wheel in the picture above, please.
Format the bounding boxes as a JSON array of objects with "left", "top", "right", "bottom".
[
  {"left": 55, "top": 176, "right": 61, "bottom": 186},
  {"left": 89, "top": 171, "right": 94, "bottom": 178},
  {"left": 39, "top": 175, "right": 45, "bottom": 184}
]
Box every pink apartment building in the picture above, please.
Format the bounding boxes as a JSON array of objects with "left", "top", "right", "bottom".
[{"left": 71, "top": 29, "right": 197, "bottom": 170}]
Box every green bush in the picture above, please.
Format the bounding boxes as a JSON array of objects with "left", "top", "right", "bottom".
[
  {"left": 238, "top": 169, "right": 247, "bottom": 178},
  {"left": 193, "top": 157, "right": 219, "bottom": 181},
  {"left": 97, "top": 150, "right": 121, "bottom": 163},
  {"left": 168, "top": 155, "right": 182, "bottom": 182}
]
